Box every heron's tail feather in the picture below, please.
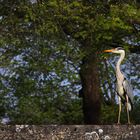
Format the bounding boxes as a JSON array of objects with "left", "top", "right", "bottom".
[{"left": 126, "top": 102, "right": 132, "bottom": 111}]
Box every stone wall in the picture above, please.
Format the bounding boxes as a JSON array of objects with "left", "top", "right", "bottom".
[{"left": 0, "top": 125, "right": 140, "bottom": 140}]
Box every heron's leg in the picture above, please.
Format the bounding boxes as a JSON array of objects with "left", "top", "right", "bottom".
[
  {"left": 126, "top": 95, "right": 130, "bottom": 124},
  {"left": 117, "top": 96, "right": 121, "bottom": 124}
]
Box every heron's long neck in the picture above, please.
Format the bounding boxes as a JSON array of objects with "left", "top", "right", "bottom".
[{"left": 116, "top": 52, "right": 125, "bottom": 79}]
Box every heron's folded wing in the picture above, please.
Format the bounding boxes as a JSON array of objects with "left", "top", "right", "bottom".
[{"left": 123, "top": 79, "right": 134, "bottom": 104}]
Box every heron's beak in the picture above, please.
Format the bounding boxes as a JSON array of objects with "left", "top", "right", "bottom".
[{"left": 104, "top": 49, "right": 115, "bottom": 53}]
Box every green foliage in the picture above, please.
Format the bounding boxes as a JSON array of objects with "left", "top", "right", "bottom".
[
  {"left": 101, "top": 104, "right": 118, "bottom": 124},
  {"left": 132, "top": 96, "right": 140, "bottom": 123},
  {"left": 0, "top": 0, "right": 140, "bottom": 124}
]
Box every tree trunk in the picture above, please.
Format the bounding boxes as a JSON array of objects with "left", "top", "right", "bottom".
[{"left": 80, "top": 50, "right": 101, "bottom": 124}]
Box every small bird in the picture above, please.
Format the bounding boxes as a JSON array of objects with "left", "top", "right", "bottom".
[{"left": 104, "top": 47, "right": 134, "bottom": 124}]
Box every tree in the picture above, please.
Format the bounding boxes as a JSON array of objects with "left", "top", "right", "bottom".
[
  {"left": 48, "top": 0, "right": 140, "bottom": 124},
  {"left": 0, "top": 0, "right": 140, "bottom": 124}
]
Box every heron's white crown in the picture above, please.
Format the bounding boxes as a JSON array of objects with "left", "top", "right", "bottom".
[{"left": 112, "top": 49, "right": 125, "bottom": 54}]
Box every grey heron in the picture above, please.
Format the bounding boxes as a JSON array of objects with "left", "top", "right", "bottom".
[{"left": 104, "top": 47, "right": 134, "bottom": 124}]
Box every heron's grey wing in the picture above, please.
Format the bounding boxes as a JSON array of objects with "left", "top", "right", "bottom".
[{"left": 123, "top": 79, "right": 134, "bottom": 104}]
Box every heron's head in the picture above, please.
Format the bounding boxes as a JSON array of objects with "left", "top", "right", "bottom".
[{"left": 104, "top": 47, "right": 125, "bottom": 54}]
